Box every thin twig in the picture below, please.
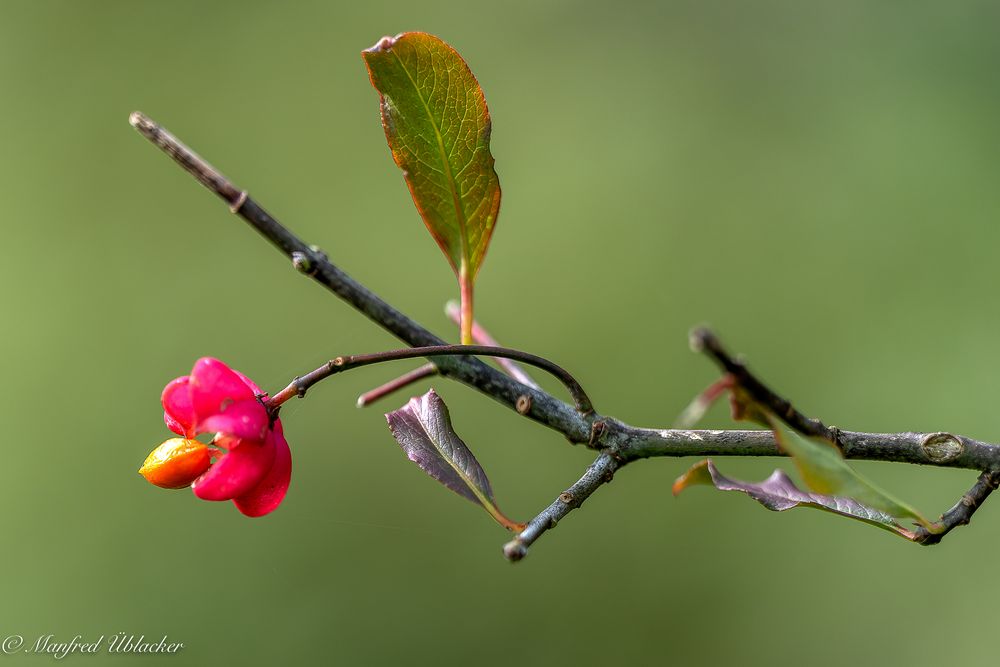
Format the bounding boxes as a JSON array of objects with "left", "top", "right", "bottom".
[
  {"left": 356, "top": 363, "right": 438, "bottom": 407},
  {"left": 445, "top": 300, "right": 540, "bottom": 389},
  {"left": 690, "top": 327, "right": 836, "bottom": 444},
  {"left": 355, "top": 300, "right": 540, "bottom": 408},
  {"left": 266, "top": 344, "right": 594, "bottom": 415},
  {"left": 503, "top": 452, "right": 620, "bottom": 562},
  {"left": 913, "top": 471, "right": 1000, "bottom": 544}
]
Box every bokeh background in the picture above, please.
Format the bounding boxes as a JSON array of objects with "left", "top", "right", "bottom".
[{"left": 2, "top": 1, "right": 999, "bottom": 664}]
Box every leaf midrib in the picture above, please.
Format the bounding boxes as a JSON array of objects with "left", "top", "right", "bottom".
[
  {"left": 391, "top": 48, "right": 471, "bottom": 273},
  {"left": 412, "top": 408, "right": 494, "bottom": 512}
]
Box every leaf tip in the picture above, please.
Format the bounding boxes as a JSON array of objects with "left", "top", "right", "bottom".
[
  {"left": 364, "top": 34, "right": 401, "bottom": 54},
  {"left": 672, "top": 459, "right": 712, "bottom": 496}
]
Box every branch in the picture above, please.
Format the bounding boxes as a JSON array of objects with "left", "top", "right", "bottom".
[
  {"left": 355, "top": 302, "right": 539, "bottom": 408},
  {"left": 690, "top": 327, "right": 835, "bottom": 444},
  {"left": 130, "top": 112, "right": 1000, "bottom": 556},
  {"left": 265, "top": 344, "right": 594, "bottom": 415},
  {"left": 914, "top": 470, "right": 1000, "bottom": 544},
  {"left": 129, "top": 111, "right": 594, "bottom": 444},
  {"left": 616, "top": 425, "right": 1000, "bottom": 471},
  {"left": 503, "top": 452, "right": 619, "bottom": 562},
  {"left": 356, "top": 363, "right": 438, "bottom": 408}
]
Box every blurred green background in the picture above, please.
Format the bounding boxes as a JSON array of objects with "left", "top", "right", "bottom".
[{"left": 2, "top": 0, "right": 999, "bottom": 664}]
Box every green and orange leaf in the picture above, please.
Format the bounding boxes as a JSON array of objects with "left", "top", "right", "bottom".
[{"left": 363, "top": 32, "right": 501, "bottom": 343}]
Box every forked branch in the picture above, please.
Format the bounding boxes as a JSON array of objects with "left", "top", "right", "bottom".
[{"left": 130, "top": 112, "right": 1000, "bottom": 560}]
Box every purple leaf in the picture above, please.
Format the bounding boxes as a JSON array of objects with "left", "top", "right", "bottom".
[
  {"left": 673, "top": 459, "right": 919, "bottom": 540},
  {"left": 386, "top": 389, "right": 523, "bottom": 531}
]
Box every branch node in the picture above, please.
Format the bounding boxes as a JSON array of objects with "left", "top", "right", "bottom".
[
  {"left": 921, "top": 432, "right": 964, "bottom": 464},
  {"left": 293, "top": 377, "right": 307, "bottom": 398},
  {"left": 558, "top": 492, "right": 574, "bottom": 505},
  {"left": 291, "top": 251, "right": 314, "bottom": 275},
  {"left": 589, "top": 419, "right": 608, "bottom": 448},
  {"left": 516, "top": 394, "right": 532, "bottom": 415},
  {"left": 229, "top": 190, "right": 248, "bottom": 214}
]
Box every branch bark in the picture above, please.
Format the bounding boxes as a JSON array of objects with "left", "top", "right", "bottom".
[
  {"left": 914, "top": 471, "right": 1000, "bottom": 544},
  {"left": 503, "top": 452, "right": 620, "bottom": 562},
  {"left": 130, "top": 111, "right": 1000, "bottom": 559}
]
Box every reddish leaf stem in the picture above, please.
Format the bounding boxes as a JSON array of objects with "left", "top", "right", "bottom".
[
  {"left": 674, "top": 374, "right": 735, "bottom": 428},
  {"left": 459, "top": 266, "right": 474, "bottom": 346},
  {"left": 445, "top": 300, "right": 539, "bottom": 389},
  {"left": 356, "top": 363, "right": 438, "bottom": 407}
]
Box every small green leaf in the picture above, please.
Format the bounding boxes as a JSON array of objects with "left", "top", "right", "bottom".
[
  {"left": 722, "top": 385, "right": 933, "bottom": 530},
  {"left": 385, "top": 389, "right": 523, "bottom": 531},
  {"left": 769, "top": 418, "right": 932, "bottom": 528},
  {"left": 673, "top": 459, "right": 919, "bottom": 539},
  {"left": 363, "top": 33, "right": 501, "bottom": 344}
]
